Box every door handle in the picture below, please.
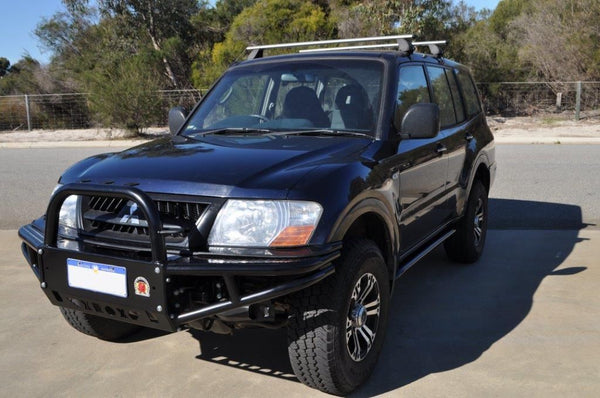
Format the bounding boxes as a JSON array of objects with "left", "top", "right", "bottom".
[
  {"left": 465, "top": 133, "right": 474, "bottom": 141},
  {"left": 436, "top": 144, "right": 447, "bottom": 154}
]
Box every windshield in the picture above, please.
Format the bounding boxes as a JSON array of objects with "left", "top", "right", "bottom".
[{"left": 181, "top": 59, "right": 384, "bottom": 137}]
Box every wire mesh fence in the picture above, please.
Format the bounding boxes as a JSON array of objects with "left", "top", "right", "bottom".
[
  {"left": 0, "top": 89, "right": 204, "bottom": 131},
  {"left": 1, "top": 83, "right": 599, "bottom": 131},
  {"left": 476, "top": 81, "right": 600, "bottom": 117}
]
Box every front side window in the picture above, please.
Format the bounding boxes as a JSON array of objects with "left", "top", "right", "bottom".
[
  {"left": 396, "top": 65, "right": 430, "bottom": 123},
  {"left": 182, "top": 60, "right": 384, "bottom": 136}
]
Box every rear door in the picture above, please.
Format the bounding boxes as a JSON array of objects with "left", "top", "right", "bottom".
[{"left": 425, "top": 65, "right": 470, "bottom": 218}]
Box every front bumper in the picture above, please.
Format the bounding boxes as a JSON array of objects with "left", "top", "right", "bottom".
[{"left": 19, "top": 183, "right": 339, "bottom": 332}]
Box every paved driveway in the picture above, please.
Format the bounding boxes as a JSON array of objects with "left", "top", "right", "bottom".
[{"left": 1, "top": 228, "right": 598, "bottom": 397}]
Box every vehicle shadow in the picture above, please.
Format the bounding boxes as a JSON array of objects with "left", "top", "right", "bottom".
[
  {"left": 355, "top": 198, "right": 588, "bottom": 396},
  {"left": 189, "top": 327, "right": 296, "bottom": 381},
  {"left": 184, "top": 199, "right": 588, "bottom": 393}
]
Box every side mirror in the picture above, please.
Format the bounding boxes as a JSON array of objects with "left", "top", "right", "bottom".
[
  {"left": 395, "top": 103, "right": 440, "bottom": 139},
  {"left": 168, "top": 106, "right": 187, "bottom": 135}
]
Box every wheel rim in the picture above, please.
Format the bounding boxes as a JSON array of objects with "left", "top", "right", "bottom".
[
  {"left": 346, "top": 273, "right": 381, "bottom": 362},
  {"left": 473, "top": 197, "right": 485, "bottom": 247}
]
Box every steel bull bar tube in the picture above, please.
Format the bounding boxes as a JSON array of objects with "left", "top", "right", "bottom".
[
  {"left": 46, "top": 183, "right": 168, "bottom": 264},
  {"left": 36, "top": 183, "right": 339, "bottom": 330}
]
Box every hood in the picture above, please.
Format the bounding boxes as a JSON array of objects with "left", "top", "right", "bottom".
[{"left": 60, "top": 135, "right": 372, "bottom": 198}]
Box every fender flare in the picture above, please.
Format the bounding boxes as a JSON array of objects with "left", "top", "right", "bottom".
[{"left": 327, "top": 195, "right": 400, "bottom": 278}]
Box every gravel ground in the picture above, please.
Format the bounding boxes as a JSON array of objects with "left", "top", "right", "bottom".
[
  {"left": 0, "top": 127, "right": 168, "bottom": 142},
  {"left": 1, "top": 116, "right": 599, "bottom": 144}
]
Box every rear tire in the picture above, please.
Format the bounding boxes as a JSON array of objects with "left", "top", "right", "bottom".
[
  {"left": 444, "top": 180, "right": 488, "bottom": 263},
  {"left": 59, "top": 307, "right": 141, "bottom": 341},
  {"left": 287, "top": 239, "right": 390, "bottom": 395}
]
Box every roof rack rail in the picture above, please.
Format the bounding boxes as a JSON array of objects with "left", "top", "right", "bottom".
[
  {"left": 411, "top": 40, "right": 447, "bottom": 58},
  {"left": 246, "top": 35, "right": 414, "bottom": 59}
]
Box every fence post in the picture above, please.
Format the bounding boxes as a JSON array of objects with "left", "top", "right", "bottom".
[
  {"left": 24, "top": 94, "right": 32, "bottom": 131},
  {"left": 575, "top": 81, "right": 581, "bottom": 121}
]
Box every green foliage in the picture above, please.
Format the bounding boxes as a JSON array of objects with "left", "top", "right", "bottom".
[
  {"left": 99, "top": 0, "right": 201, "bottom": 88},
  {"left": 0, "top": 57, "right": 43, "bottom": 95},
  {"left": 86, "top": 51, "right": 165, "bottom": 132},
  {"left": 0, "top": 57, "right": 10, "bottom": 77},
  {"left": 7, "top": 0, "right": 597, "bottom": 129},
  {"left": 515, "top": 0, "right": 600, "bottom": 81},
  {"left": 455, "top": 0, "right": 530, "bottom": 82},
  {"left": 192, "top": 0, "right": 335, "bottom": 88}
]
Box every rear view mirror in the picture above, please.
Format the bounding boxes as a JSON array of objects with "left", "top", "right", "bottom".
[
  {"left": 168, "top": 106, "right": 187, "bottom": 135},
  {"left": 396, "top": 103, "right": 440, "bottom": 139}
]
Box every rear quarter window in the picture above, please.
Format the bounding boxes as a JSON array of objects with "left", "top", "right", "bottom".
[
  {"left": 426, "top": 66, "right": 456, "bottom": 128},
  {"left": 455, "top": 69, "right": 482, "bottom": 118}
]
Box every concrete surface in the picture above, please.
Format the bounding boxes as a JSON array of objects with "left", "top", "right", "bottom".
[
  {"left": 3, "top": 145, "right": 600, "bottom": 230},
  {"left": 1, "top": 229, "right": 599, "bottom": 397},
  {"left": 1, "top": 137, "right": 599, "bottom": 396}
]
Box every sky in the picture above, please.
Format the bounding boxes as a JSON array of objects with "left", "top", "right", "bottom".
[{"left": 0, "top": 0, "right": 502, "bottom": 66}]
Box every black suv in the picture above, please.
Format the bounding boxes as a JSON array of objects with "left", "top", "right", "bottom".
[{"left": 19, "top": 36, "right": 495, "bottom": 395}]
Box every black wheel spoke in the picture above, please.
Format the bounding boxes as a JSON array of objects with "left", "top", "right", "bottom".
[{"left": 346, "top": 272, "right": 380, "bottom": 362}]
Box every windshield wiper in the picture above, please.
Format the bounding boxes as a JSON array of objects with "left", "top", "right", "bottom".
[
  {"left": 192, "top": 127, "right": 274, "bottom": 136},
  {"left": 272, "top": 129, "right": 374, "bottom": 139}
]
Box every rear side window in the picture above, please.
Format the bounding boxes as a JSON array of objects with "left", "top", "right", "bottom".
[
  {"left": 396, "top": 65, "right": 430, "bottom": 123},
  {"left": 446, "top": 69, "right": 465, "bottom": 123},
  {"left": 455, "top": 69, "right": 482, "bottom": 118},
  {"left": 426, "top": 66, "right": 456, "bottom": 127}
]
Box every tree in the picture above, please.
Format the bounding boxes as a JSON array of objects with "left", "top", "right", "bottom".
[
  {"left": 192, "top": 0, "right": 335, "bottom": 88},
  {"left": 0, "top": 58, "right": 10, "bottom": 77},
  {"left": 516, "top": 0, "right": 600, "bottom": 81},
  {"left": 35, "top": 0, "right": 96, "bottom": 63},
  {"left": 455, "top": 0, "right": 530, "bottom": 82},
  {"left": 86, "top": 51, "right": 165, "bottom": 131},
  {"left": 99, "top": 0, "right": 201, "bottom": 88}
]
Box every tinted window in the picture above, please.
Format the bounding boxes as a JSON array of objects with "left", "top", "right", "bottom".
[
  {"left": 396, "top": 65, "right": 430, "bottom": 123},
  {"left": 446, "top": 69, "right": 465, "bottom": 123},
  {"left": 182, "top": 60, "right": 384, "bottom": 135},
  {"left": 455, "top": 69, "right": 481, "bottom": 118},
  {"left": 426, "top": 66, "right": 456, "bottom": 127}
]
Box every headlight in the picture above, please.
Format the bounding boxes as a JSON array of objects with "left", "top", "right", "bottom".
[
  {"left": 51, "top": 184, "right": 80, "bottom": 238},
  {"left": 208, "top": 200, "right": 322, "bottom": 248}
]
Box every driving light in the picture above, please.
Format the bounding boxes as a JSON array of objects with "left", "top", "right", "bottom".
[{"left": 208, "top": 200, "right": 322, "bottom": 248}]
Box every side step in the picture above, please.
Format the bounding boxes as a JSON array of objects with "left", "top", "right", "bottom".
[{"left": 395, "top": 230, "right": 455, "bottom": 279}]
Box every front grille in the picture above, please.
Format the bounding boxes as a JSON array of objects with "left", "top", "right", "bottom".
[
  {"left": 155, "top": 200, "right": 206, "bottom": 224},
  {"left": 89, "top": 196, "right": 127, "bottom": 213},
  {"left": 80, "top": 195, "right": 212, "bottom": 251}
]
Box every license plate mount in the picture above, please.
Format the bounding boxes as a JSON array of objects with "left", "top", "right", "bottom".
[{"left": 67, "top": 258, "right": 127, "bottom": 298}]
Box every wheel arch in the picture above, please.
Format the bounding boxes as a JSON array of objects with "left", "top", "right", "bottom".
[
  {"left": 328, "top": 198, "right": 399, "bottom": 285},
  {"left": 465, "top": 153, "right": 492, "bottom": 202}
]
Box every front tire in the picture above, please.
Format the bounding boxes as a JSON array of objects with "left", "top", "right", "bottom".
[
  {"left": 60, "top": 307, "right": 141, "bottom": 341},
  {"left": 444, "top": 180, "right": 488, "bottom": 263},
  {"left": 287, "top": 240, "right": 390, "bottom": 395}
]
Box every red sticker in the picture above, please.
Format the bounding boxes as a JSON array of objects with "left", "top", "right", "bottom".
[{"left": 134, "top": 276, "right": 150, "bottom": 297}]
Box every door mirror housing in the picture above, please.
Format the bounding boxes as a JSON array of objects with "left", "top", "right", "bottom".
[
  {"left": 395, "top": 103, "right": 440, "bottom": 139},
  {"left": 168, "top": 106, "right": 187, "bottom": 135}
]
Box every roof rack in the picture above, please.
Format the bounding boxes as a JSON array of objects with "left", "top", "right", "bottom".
[
  {"left": 246, "top": 35, "right": 414, "bottom": 59},
  {"left": 245, "top": 36, "right": 448, "bottom": 60},
  {"left": 411, "top": 41, "right": 447, "bottom": 58}
]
